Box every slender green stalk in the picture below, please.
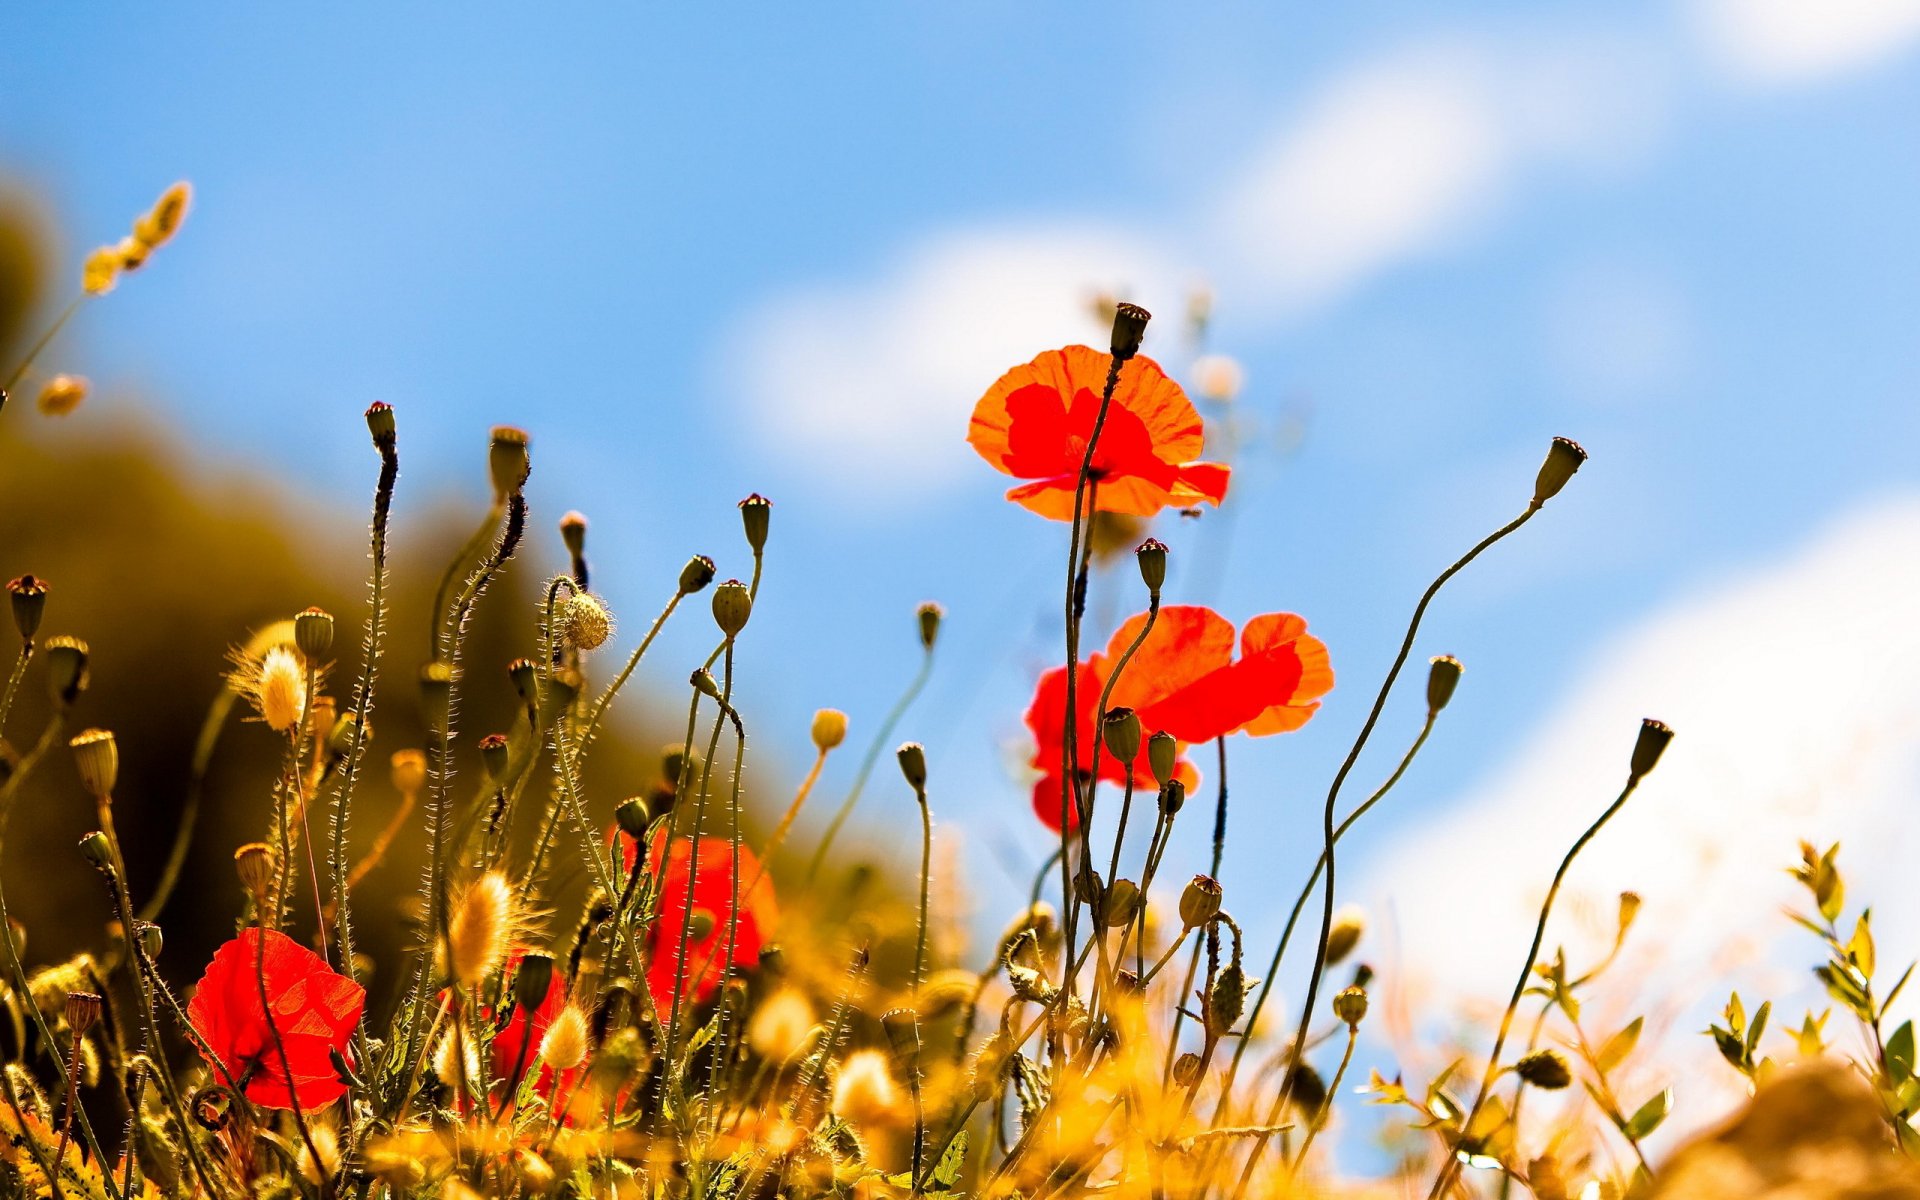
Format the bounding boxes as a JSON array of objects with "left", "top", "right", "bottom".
[
  {"left": 0, "top": 644, "right": 30, "bottom": 742},
  {"left": 1291, "top": 1022, "right": 1358, "bottom": 1176},
  {"left": 806, "top": 647, "right": 933, "bottom": 883},
  {"left": 2, "top": 295, "right": 85, "bottom": 397}
]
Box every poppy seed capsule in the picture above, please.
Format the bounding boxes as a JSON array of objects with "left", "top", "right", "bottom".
[
  {"left": 1631, "top": 718, "right": 1674, "bottom": 780},
  {"left": 917, "top": 601, "right": 944, "bottom": 651},
  {"left": 1102, "top": 708, "right": 1142, "bottom": 765},
  {"left": 1147, "top": 731, "right": 1178, "bottom": 787},
  {"left": 1514, "top": 1049, "right": 1572, "bottom": 1090},
  {"left": 811, "top": 708, "right": 848, "bottom": 752},
  {"left": 738, "top": 493, "right": 772, "bottom": 553},
  {"left": 1159, "top": 777, "right": 1187, "bottom": 817},
  {"left": 64, "top": 991, "right": 102, "bottom": 1036},
  {"left": 69, "top": 729, "right": 118, "bottom": 798},
  {"left": 679, "top": 554, "right": 716, "bottom": 595},
  {"left": 712, "top": 580, "right": 752, "bottom": 638},
  {"left": 488, "top": 426, "right": 532, "bottom": 500},
  {"left": 1102, "top": 878, "right": 1141, "bottom": 928},
  {"left": 77, "top": 832, "right": 114, "bottom": 873},
  {"left": 1333, "top": 985, "right": 1369, "bottom": 1027},
  {"left": 514, "top": 954, "right": 555, "bottom": 1013},
  {"left": 615, "top": 797, "right": 650, "bottom": 841},
  {"left": 233, "top": 843, "right": 274, "bottom": 904},
  {"left": 1110, "top": 302, "right": 1151, "bottom": 362},
  {"left": 1427, "top": 655, "right": 1463, "bottom": 714},
  {"left": 1173, "top": 1051, "right": 1203, "bottom": 1087},
  {"left": 559, "top": 511, "right": 588, "bottom": 557},
  {"left": 897, "top": 742, "right": 928, "bottom": 792},
  {"left": 44, "top": 636, "right": 89, "bottom": 705},
  {"left": 1180, "top": 875, "right": 1222, "bottom": 929},
  {"left": 294, "top": 607, "right": 334, "bottom": 660},
  {"left": 478, "top": 733, "right": 510, "bottom": 782},
  {"left": 7, "top": 575, "right": 47, "bottom": 643},
  {"left": 365, "top": 401, "right": 397, "bottom": 445},
  {"left": 507, "top": 658, "right": 538, "bottom": 706},
  {"left": 418, "top": 661, "right": 453, "bottom": 728},
  {"left": 1135, "top": 538, "right": 1168, "bottom": 595},
  {"left": 1533, "top": 436, "right": 1587, "bottom": 506}
]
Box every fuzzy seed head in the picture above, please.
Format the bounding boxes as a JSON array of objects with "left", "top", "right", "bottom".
[
  {"left": 298, "top": 1125, "right": 341, "bottom": 1185},
  {"left": 432, "top": 1028, "right": 480, "bottom": 1090},
  {"left": 748, "top": 988, "right": 816, "bottom": 1062},
  {"left": 447, "top": 871, "right": 516, "bottom": 988},
  {"left": 810, "top": 708, "right": 848, "bottom": 752},
  {"left": 234, "top": 644, "right": 308, "bottom": 733},
  {"left": 559, "top": 592, "right": 614, "bottom": 651},
  {"left": 82, "top": 246, "right": 120, "bottom": 295},
  {"left": 539, "top": 1006, "right": 591, "bottom": 1072},
  {"left": 35, "top": 375, "right": 88, "bottom": 417},
  {"left": 830, "top": 1049, "right": 901, "bottom": 1127},
  {"left": 134, "top": 182, "right": 192, "bottom": 250}
]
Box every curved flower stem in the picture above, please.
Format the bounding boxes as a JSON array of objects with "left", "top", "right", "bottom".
[
  {"left": 805, "top": 646, "right": 934, "bottom": 884},
  {"left": 1161, "top": 739, "right": 1230, "bottom": 1077},
  {"left": 0, "top": 643, "right": 31, "bottom": 742},
  {"left": 253, "top": 917, "right": 330, "bottom": 1200},
  {"left": 139, "top": 686, "right": 236, "bottom": 921},
  {"left": 907, "top": 774, "right": 934, "bottom": 1193},
  {"left": 428, "top": 501, "right": 505, "bottom": 660},
  {"left": 1291, "top": 1022, "right": 1359, "bottom": 1176},
  {"left": 664, "top": 642, "right": 736, "bottom": 1076},
  {"left": 574, "top": 587, "right": 687, "bottom": 752},
  {"left": 2, "top": 295, "right": 84, "bottom": 399},
  {"left": 1425, "top": 772, "right": 1644, "bottom": 1200}
]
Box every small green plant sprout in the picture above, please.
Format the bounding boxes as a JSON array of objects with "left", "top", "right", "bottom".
[{"left": 1706, "top": 991, "right": 1772, "bottom": 1081}]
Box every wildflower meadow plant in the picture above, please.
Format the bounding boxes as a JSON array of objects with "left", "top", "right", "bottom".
[{"left": 0, "top": 180, "right": 1916, "bottom": 1200}]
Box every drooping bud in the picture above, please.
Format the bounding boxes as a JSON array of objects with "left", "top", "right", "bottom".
[
  {"left": 896, "top": 742, "right": 928, "bottom": 792},
  {"left": 1101, "top": 708, "right": 1142, "bottom": 766},
  {"left": 690, "top": 669, "right": 721, "bottom": 700},
  {"left": 1630, "top": 718, "right": 1673, "bottom": 781},
  {"left": 917, "top": 602, "right": 944, "bottom": 651},
  {"left": 64, "top": 992, "right": 102, "bottom": 1037},
  {"left": 69, "top": 729, "right": 118, "bottom": 798},
  {"left": 615, "top": 797, "right": 650, "bottom": 841},
  {"left": 488, "top": 426, "right": 532, "bottom": 500},
  {"left": 1147, "top": 732, "right": 1178, "bottom": 787},
  {"left": 294, "top": 607, "right": 335, "bottom": 661},
  {"left": 77, "top": 832, "right": 115, "bottom": 873},
  {"left": 7, "top": 576, "right": 47, "bottom": 643},
  {"left": 712, "top": 580, "right": 752, "bottom": 638},
  {"left": 478, "top": 734, "right": 510, "bottom": 783},
  {"left": 678, "top": 555, "right": 716, "bottom": 595},
  {"left": 1135, "top": 539, "right": 1168, "bottom": 595},
  {"left": 1333, "top": 985, "right": 1369, "bottom": 1028},
  {"left": 738, "top": 494, "right": 772, "bottom": 553},
  {"left": 233, "top": 843, "right": 275, "bottom": 904},
  {"left": 559, "top": 593, "right": 613, "bottom": 651},
  {"left": 507, "top": 658, "right": 539, "bottom": 707},
  {"left": 1426, "top": 655, "right": 1463, "bottom": 714},
  {"left": 418, "top": 661, "right": 453, "bottom": 728},
  {"left": 1110, "top": 303, "right": 1151, "bottom": 362},
  {"left": 661, "top": 746, "right": 697, "bottom": 788},
  {"left": 514, "top": 954, "right": 555, "bottom": 1014},
  {"left": 811, "top": 709, "right": 848, "bottom": 752},
  {"left": 1180, "top": 875, "right": 1222, "bottom": 929},
  {"left": 135, "top": 922, "right": 163, "bottom": 962},
  {"left": 1102, "top": 879, "right": 1141, "bottom": 928},
  {"left": 1513, "top": 1049, "right": 1572, "bottom": 1090},
  {"left": 44, "top": 636, "right": 89, "bottom": 705},
  {"left": 1532, "top": 437, "right": 1587, "bottom": 506}
]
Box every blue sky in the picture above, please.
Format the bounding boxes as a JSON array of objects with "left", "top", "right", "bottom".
[{"left": 8, "top": 1, "right": 1920, "bottom": 1134}]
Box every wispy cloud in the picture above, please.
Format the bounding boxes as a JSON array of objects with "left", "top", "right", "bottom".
[{"left": 1692, "top": 0, "right": 1920, "bottom": 84}]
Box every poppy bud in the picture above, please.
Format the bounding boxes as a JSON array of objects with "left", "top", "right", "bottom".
[
  {"left": 77, "top": 832, "right": 114, "bottom": 873},
  {"left": 506, "top": 657, "right": 538, "bottom": 707},
  {"left": 478, "top": 733, "right": 510, "bottom": 783},
  {"left": 678, "top": 555, "right": 716, "bottom": 595},
  {"left": 1513, "top": 1049, "right": 1572, "bottom": 1090},
  {"left": 738, "top": 493, "right": 772, "bottom": 553},
  {"left": 136, "top": 922, "right": 163, "bottom": 962},
  {"left": 1532, "top": 436, "right": 1587, "bottom": 506},
  {"left": 1147, "top": 732, "right": 1178, "bottom": 787},
  {"left": 559, "top": 593, "right": 613, "bottom": 651},
  {"left": 1135, "top": 539, "right": 1168, "bottom": 595},
  {"left": 712, "top": 580, "right": 752, "bottom": 638},
  {"left": 662, "top": 746, "right": 698, "bottom": 787},
  {"left": 687, "top": 910, "right": 716, "bottom": 941},
  {"left": 1205, "top": 963, "right": 1248, "bottom": 1037},
  {"left": 917, "top": 602, "right": 944, "bottom": 652},
  {"left": 514, "top": 954, "right": 555, "bottom": 1014},
  {"left": 488, "top": 426, "right": 532, "bottom": 501},
  {"left": 1630, "top": 718, "right": 1673, "bottom": 781},
  {"left": 64, "top": 991, "right": 101, "bottom": 1037},
  {"left": 1324, "top": 905, "right": 1365, "bottom": 967},
  {"left": 418, "top": 661, "right": 453, "bottom": 728},
  {"left": 1282, "top": 1064, "right": 1328, "bottom": 1116},
  {"left": 1180, "top": 875, "right": 1222, "bottom": 929},
  {"left": 615, "top": 797, "right": 650, "bottom": 841},
  {"left": 1102, "top": 707, "right": 1142, "bottom": 766},
  {"left": 1426, "top": 655, "right": 1463, "bottom": 715},
  {"left": 234, "top": 843, "right": 274, "bottom": 904},
  {"left": 1159, "top": 777, "right": 1187, "bottom": 817},
  {"left": 1073, "top": 864, "right": 1102, "bottom": 908},
  {"left": 390, "top": 749, "right": 427, "bottom": 798},
  {"left": 689, "top": 669, "right": 720, "bottom": 700},
  {"left": 1110, "top": 302, "right": 1151, "bottom": 362},
  {"left": 1102, "top": 878, "right": 1141, "bottom": 928},
  {"left": 1173, "top": 1052, "right": 1203, "bottom": 1087},
  {"left": 1333, "top": 985, "right": 1368, "bottom": 1028},
  {"left": 811, "top": 708, "right": 848, "bottom": 752},
  {"left": 7, "top": 576, "right": 47, "bottom": 643},
  {"left": 559, "top": 511, "right": 588, "bottom": 558},
  {"left": 897, "top": 742, "right": 928, "bottom": 792},
  {"left": 67, "top": 728, "right": 118, "bottom": 800},
  {"left": 365, "top": 401, "right": 397, "bottom": 446},
  {"left": 44, "top": 636, "right": 89, "bottom": 705}
]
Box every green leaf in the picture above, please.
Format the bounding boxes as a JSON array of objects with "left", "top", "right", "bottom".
[
  {"left": 1849, "top": 911, "right": 1877, "bottom": 978},
  {"left": 1708, "top": 1025, "right": 1746, "bottom": 1071},
  {"left": 1623, "top": 1088, "right": 1672, "bottom": 1141},
  {"left": 932, "top": 1129, "right": 970, "bottom": 1190},
  {"left": 1747, "top": 1000, "right": 1771, "bottom": 1059},
  {"left": 1892, "top": 1022, "right": 1917, "bottom": 1085},
  {"left": 1599, "top": 1017, "right": 1643, "bottom": 1074}
]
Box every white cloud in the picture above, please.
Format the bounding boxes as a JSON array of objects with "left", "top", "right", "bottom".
[
  {"left": 723, "top": 224, "right": 1187, "bottom": 496},
  {"left": 1692, "top": 0, "right": 1920, "bottom": 84},
  {"left": 1363, "top": 495, "right": 1920, "bottom": 1127}
]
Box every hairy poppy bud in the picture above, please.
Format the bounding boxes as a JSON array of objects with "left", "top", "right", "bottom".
[
  {"left": 1324, "top": 905, "right": 1365, "bottom": 967},
  {"left": 1513, "top": 1049, "right": 1572, "bottom": 1090},
  {"left": 1146, "top": 731, "right": 1178, "bottom": 788},
  {"left": 69, "top": 729, "right": 118, "bottom": 799},
  {"left": 1173, "top": 1051, "right": 1203, "bottom": 1088},
  {"left": 505, "top": 658, "right": 538, "bottom": 709},
  {"left": 712, "top": 580, "right": 751, "bottom": 638},
  {"left": 559, "top": 511, "right": 588, "bottom": 558},
  {"left": 365, "top": 401, "right": 397, "bottom": 446},
  {"left": 1179, "top": 875, "right": 1222, "bottom": 929},
  {"left": 615, "top": 797, "right": 650, "bottom": 841},
  {"left": 478, "top": 733, "right": 510, "bottom": 783},
  {"left": 78, "top": 832, "right": 114, "bottom": 873},
  {"left": 233, "top": 843, "right": 274, "bottom": 904},
  {"left": 1110, "top": 302, "right": 1151, "bottom": 362},
  {"left": 1102, "top": 707, "right": 1142, "bottom": 766},
  {"left": 738, "top": 493, "right": 772, "bottom": 553},
  {"left": 560, "top": 593, "right": 613, "bottom": 651},
  {"left": 1532, "top": 436, "right": 1587, "bottom": 506},
  {"left": 1333, "top": 985, "right": 1369, "bottom": 1027},
  {"left": 1102, "top": 878, "right": 1141, "bottom": 928},
  {"left": 64, "top": 991, "right": 101, "bottom": 1037},
  {"left": 44, "top": 636, "right": 88, "bottom": 705},
  {"left": 678, "top": 554, "right": 716, "bottom": 595},
  {"left": 7, "top": 576, "right": 47, "bottom": 643},
  {"left": 811, "top": 708, "right": 848, "bottom": 752},
  {"left": 1206, "top": 963, "right": 1248, "bottom": 1037},
  {"left": 1427, "top": 655, "right": 1463, "bottom": 715},
  {"left": 897, "top": 742, "right": 928, "bottom": 792},
  {"left": 1631, "top": 718, "right": 1673, "bottom": 780},
  {"left": 662, "top": 746, "right": 697, "bottom": 788},
  {"left": 1135, "top": 539, "right": 1168, "bottom": 595},
  {"left": 294, "top": 607, "right": 334, "bottom": 661},
  {"left": 1159, "top": 777, "right": 1187, "bottom": 817},
  {"left": 917, "top": 602, "right": 944, "bottom": 651},
  {"left": 488, "top": 426, "right": 532, "bottom": 500},
  {"left": 514, "top": 954, "right": 555, "bottom": 1014},
  {"left": 690, "top": 669, "right": 721, "bottom": 700},
  {"left": 136, "top": 922, "right": 163, "bottom": 962},
  {"left": 418, "top": 661, "right": 453, "bottom": 728}
]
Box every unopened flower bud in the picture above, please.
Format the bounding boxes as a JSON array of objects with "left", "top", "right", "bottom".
[
  {"left": 712, "top": 580, "right": 751, "bottom": 638},
  {"left": 1159, "top": 777, "right": 1187, "bottom": 817},
  {"left": 1513, "top": 1049, "right": 1571, "bottom": 1090},
  {"left": 1205, "top": 963, "right": 1248, "bottom": 1037},
  {"left": 69, "top": 729, "right": 118, "bottom": 798},
  {"left": 291, "top": 607, "right": 333, "bottom": 661},
  {"left": 135, "top": 922, "right": 163, "bottom": 962},
  {"left": 7, "top": 576, "right": 47, "bottom": 643},
  {"left": 1324, "top": 905, "right": 1365, "bottom": 967},
  {"left": 514, "top": 954, "right": 555, "bottom": 1013},
  {"left": 811, "top": 709, "right": 848, "bottom": 752},
  {"left": 506, "top": 658, "right": 539, "bottom": 707},
  {"left": 897, "top": 742, "right": 928, "bottom": 792},
  {"left": 365, "top": 402, "right": 397, "bottom": 446},
  {"left": 1135, "top": 539, "right": 1168, "bottom": 595},
  {"left": 615, "top": 797, "right": 650, "bottom": 841},
  {"left": 1180, "top": 875, "right": 1222, "bottom": 929},
  {"left": 1102, "top": 707, "right": 1142, "bottom": 766},
  {"left": 478, "top": 733, "right": 510, "bottom": 783},
  {"left": 64, "top": 992, "right": 101, "bottom": 1036},
  {"left": 1147, "top": 731, "right": 1177, "bottom": 787},
  {"left": 1427, "top": 655, "right": 1463, "bottom": 714},
  {"left": 662, "top": 746, "right": 697, "bottom": 787},
  {"left": 738, "top": 494, "right": 772, "bottom": 553},
  {"left": 917, "top": 602, "right": 944, "bottom": 651},
  {"left": 78, "top": 832, "right": 114, "bottom": 873},
  {"left": 678, "top": 555, "right": 716, "bottom": 595},
  {"left": 1333, "top": 986, "right": 1369, "bottom": 1028},
  {"left": 488, "top": 426, "right": 532, "bottom": 500},
  {"left": 1532, "top": 437, "right": 1587, "bottom": 506},
  {"left": 44, "top": 636, "right": 88, "bottom": 705},
  {"left": 690, "top": 669, "right": 720, "bottom": 700},
  {"left": 234, "top": 843, "right": 274, "bottom": 904},
  {"left": 418, "top": 661, "right": 453, "bottom": 728},
  {"left": 1630, "top": 718, "right": 1673, "bottom": 780},
  {"left": 558, "top": 511, "right": 588, "bottom": 558},
  {"left": 559, "top": 593, "right": 613, "bottom": 651},
  {"left": 1110, "top": 303, "right": 1151, "bottom": 362},
  {"left": 1102, "top": 878, "right": 1141, "bottom": 928}
]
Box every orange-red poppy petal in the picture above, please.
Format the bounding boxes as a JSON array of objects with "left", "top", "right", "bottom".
[{"left": 1170, "top": 461, "right": 1232, "bottom": 508}]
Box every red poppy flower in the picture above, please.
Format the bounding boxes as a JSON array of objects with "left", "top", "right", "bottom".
[
  {"left": 1025, "top": 606, "right": 1333, "bottom": 833},
  {"left": 968, "top": 345, "right": 1230, "bottom": 520},
  {"left": 187, "top": 929, "right": 364, "bottom": 1110},
  {"left": 620, "top": 833, "right": 778, "bottom": 1009}
]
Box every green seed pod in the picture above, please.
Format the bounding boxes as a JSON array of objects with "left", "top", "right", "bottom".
[
  {"left": 678, "top": 555, "right": 717, "bottom": 595},
  {"left": 364, "top": 401, "right": 397, "bottom": 445},
  {"left": 738, "top": 493, "right": 772, "bottom": 553},
  {"left": 712, "top": 580, "right": 752, "bottom": 638},
  {"left": 1147, "top": 732, "right": 1178, "bottom": 787},
  {"left": 1631, "top": 718, "right": 1674, "bottom": 780},
  {"left": 1324, "top": 906, "right": 1365, "bottom": 967},
  {"left": 294, "top": 607, "right": 334, "bottom": 660},
  {"left": 897, "top": 742, "right": 928, "bottom": 792},
  {"left": 515, "top": 954, "right": 555, "bottom": 1013},
  {"left": 135, "top": 922, "right": 163, "bottom": 963},
  {"left": 559, "top": 511, "right": 588, "bottom": 558},
  {"left": 478, "top": 733, "right": 511, "bottom": 783},
  {"left": 1333, "top": 985, "right": 1369, "bottom": 1028},
  {"left": 507, "top": 658, "right": 539, "bottom": 706},
  {"left": 1532, "top": 436, "right": 1587, "bottom": 506},
  {"left": 1159, "top": 777, "right": 1187, "bottom": 816},
  {"left": 77, "top": 833, "right": 114, "bottom": 873},
  {"left": 615, "top": 797, "right": 650, "bottom": 841},
  {"left": 1172, "top": 1052, "right": 1203, "bottom": 1088},
  {"left": 1206, "top": 962, "right": 1249, "bottom": 1037},
  {"left": 1426, "top": 655, "right": 1463, "bottom": 714},
  {"left": 7, "top": 575, "right": 48, "bottom": 643},
  {"left": 69, "top": 729, "right": 118, "bottom": 798},
  {"left": 1179, "top": 875, "right": 1222, "bottom": 929},
  {"left": 1102, "top": 707, "right": 1142, "bottom": 766},
  {"left": 44, "top": 636, "right": 89, "bottom": 706},
  {"left": 1110, "top": 302, "right": 1151, "bottom": 362},
  {"left": 1102, "top": 879, "right": 1141, "bottom": 928},
  {"left": 1134, "top": 539, "right": 1168, "bottom": 595}
]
